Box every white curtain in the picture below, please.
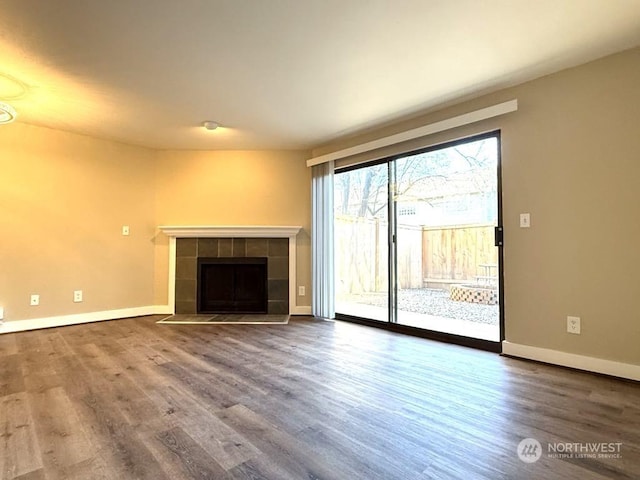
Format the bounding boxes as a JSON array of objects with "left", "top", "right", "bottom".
[{"left": 311, "top": 160, "right": 335, "bottom": 319}]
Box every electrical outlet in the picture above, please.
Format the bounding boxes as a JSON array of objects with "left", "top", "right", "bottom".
[
  {"left": 30, "top": 294, "right": 40, "bottom": 306},
  {"left": 520, "top": 213, "right": 531, "bottom": 228},
  {"left": 567, "top": 316, "right": 581, "bottom": 334},
  {"left": 298, "top": 286, "right": 306, "bottom": 296},
  {"left": 122, "top": 225, "right": 130, "bottom": 236},
  {"left": 74, "top": 290, "right": 83, "bottom": 303}
]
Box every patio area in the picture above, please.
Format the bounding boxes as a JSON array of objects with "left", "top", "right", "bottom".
[{"left": 336, "top": 288, "right": 500, "bottom": 341}]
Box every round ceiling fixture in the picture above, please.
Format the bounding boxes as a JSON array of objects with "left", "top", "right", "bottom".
[
  {"left": 0, "top": 102, "right": 17, "bottom": 124},
  {"left": 202, "top": 121, "right": 219, "bottom": 131}
]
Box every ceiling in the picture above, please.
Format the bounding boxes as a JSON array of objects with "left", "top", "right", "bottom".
[{"left": 1, "top": 1, "right": 639, "bottom": 151}]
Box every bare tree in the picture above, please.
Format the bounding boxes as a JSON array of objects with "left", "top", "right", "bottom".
[{"left": 335, "top": 139, "right": 496, "bottom": 218}]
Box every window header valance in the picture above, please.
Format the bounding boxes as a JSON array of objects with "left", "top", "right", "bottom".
[{"left": 306, "top": 99, "right": 517, "bottom": 168}]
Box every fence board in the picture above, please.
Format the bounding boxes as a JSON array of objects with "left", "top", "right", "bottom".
[{"left": 335, "top": 216, "right": 497, "bottom": 295}]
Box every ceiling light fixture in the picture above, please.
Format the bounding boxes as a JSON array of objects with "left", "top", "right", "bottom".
[
  {"left": 0, "top": 102, "right": 17, "bottom": 124},
  {"left": 202, "top": 121, "right": 219, "bottom": 131}
]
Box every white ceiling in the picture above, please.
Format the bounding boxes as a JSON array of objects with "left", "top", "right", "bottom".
[{"left": 1, "top": 0, "right": 639, "bottom": 151}]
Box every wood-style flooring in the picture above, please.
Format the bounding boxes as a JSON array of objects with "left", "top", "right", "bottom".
[{"left": 0, "top": 315, "right": 638, "bottom": 479}]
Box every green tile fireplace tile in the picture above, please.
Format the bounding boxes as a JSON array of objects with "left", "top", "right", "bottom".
[
  {"left": 218, "top": 238, "right": 233, "bottom": 257},
  {"left": 246, "top": 239, "right": 269, "bottom": 256},
  {"left": 176, "top": 238, "right": 197, "bottom": 257},
  {"left": 175, "top": 301, "right": 196, "bottom": 314},
  {"left": 176, "top": 257, "right": 197, "bottom": 280},
  {"left": 267, "top": 300, "right": 288, "bottom": 315},
  {"left": 268, "top": 279, "right": 289, "bottom": 302},
  {"left": 268, "top": 238, "right": 288, "bottom": 257},
  {"left": 232, "top": 238, "right": 247, "bottom": 256},
  {"left": 198, "top": 238, "right": 219, "bottom": 257},
  {"left": 268, "top": 257, "right": 288, "bottom": 280},
  {"left": 175, "top": 279, "right": 196, "bottom": 302}
]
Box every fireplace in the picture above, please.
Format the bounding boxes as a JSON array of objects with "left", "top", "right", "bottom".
[
  {"left": 158, "top": 225, "right": 304, "bottom": 315},
  {"left": 197, "top": 257, "right": 268, "bottom": 313},
  {"left": 173, "top": 236, "right": 290, "bottom": 315}
]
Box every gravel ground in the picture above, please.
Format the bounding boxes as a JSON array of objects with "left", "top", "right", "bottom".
[{"left": 342, "top": 288, "right": 499, "bottom": 325}]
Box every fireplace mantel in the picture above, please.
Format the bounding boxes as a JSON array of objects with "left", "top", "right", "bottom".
[
  {"left": 158, "top": 225, "right": 307, "bottom": 315},
  {"left": 159, "top": 225, "right": 302, "bottom": 238}
]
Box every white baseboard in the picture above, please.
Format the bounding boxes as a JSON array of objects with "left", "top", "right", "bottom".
[
  {"left": 502, "top": 341, "right": 640, "bottom": 382},
  {"left": 0, "top": 303, "right": 313, "bottom": 335},
  {"left": 291, "top": 306, "right": 312, "bottom": 316},
  {"left": 152, "top": 305, "right": 173, "bottom": 315},
  {"left": 0, "top": 305, "right": 161, "bottom": 334}
]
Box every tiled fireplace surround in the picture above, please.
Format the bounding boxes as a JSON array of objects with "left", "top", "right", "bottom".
[
  {"left": 159, "top": 226, "right": 303, "bottom": 315},
  {"left": 175, "top": 237, "right": 289, "bottom": 314}
]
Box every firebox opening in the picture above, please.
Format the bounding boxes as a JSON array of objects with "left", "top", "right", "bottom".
[{"left": 197, "top": 257, "right": 268, "bottom": 314}]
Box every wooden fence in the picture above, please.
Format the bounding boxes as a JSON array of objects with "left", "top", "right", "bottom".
[
  {"left": 335, "top": 215, "right": 497, "bottom": 294},
  {"left": 422, "top": 223, "right": 498, "bottom": 285}
]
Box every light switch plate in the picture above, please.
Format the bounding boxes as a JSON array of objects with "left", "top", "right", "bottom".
[{"left": 520, "top": 213, "right": 531, "bottom": 228}]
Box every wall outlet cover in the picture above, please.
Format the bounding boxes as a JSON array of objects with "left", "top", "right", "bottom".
[{"left": 567, "top": 316, "right": 581, "bottom": 334}]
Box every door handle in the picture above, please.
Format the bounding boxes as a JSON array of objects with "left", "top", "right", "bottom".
[{"left": 495, "top": 226, "right": 504, "bottom": 246}]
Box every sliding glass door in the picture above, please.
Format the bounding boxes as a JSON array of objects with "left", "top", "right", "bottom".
[
  {"left": 334, "top": 132, "right": 502, "bottom": 344},
  {"left": 392, "top": 136, "right": 500, "bottom": 341},
  {"left": 334, "top": 162, "right": 389, "bottom": 322}
]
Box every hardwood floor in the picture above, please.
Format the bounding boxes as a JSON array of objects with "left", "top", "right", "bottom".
[{"left": 0, "top": 315, "right": 638, "bottom": 479}]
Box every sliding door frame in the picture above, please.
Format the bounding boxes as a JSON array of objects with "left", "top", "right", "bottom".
[{"left": 335, "top": 130, "right": 505, "bottom": 353}]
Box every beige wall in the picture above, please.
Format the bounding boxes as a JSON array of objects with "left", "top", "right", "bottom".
[
  {"left": 0, "top": 123, "right": 157, "bottom": 320},
  {"left": 0, "top": 124, "right": 311, "bottom": 323},
  {"left": 314, "top": 47, "right": 640, "bottom": 366},
  {"left": 153, "top": 149, "right": 311, "bottom": 307}
]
